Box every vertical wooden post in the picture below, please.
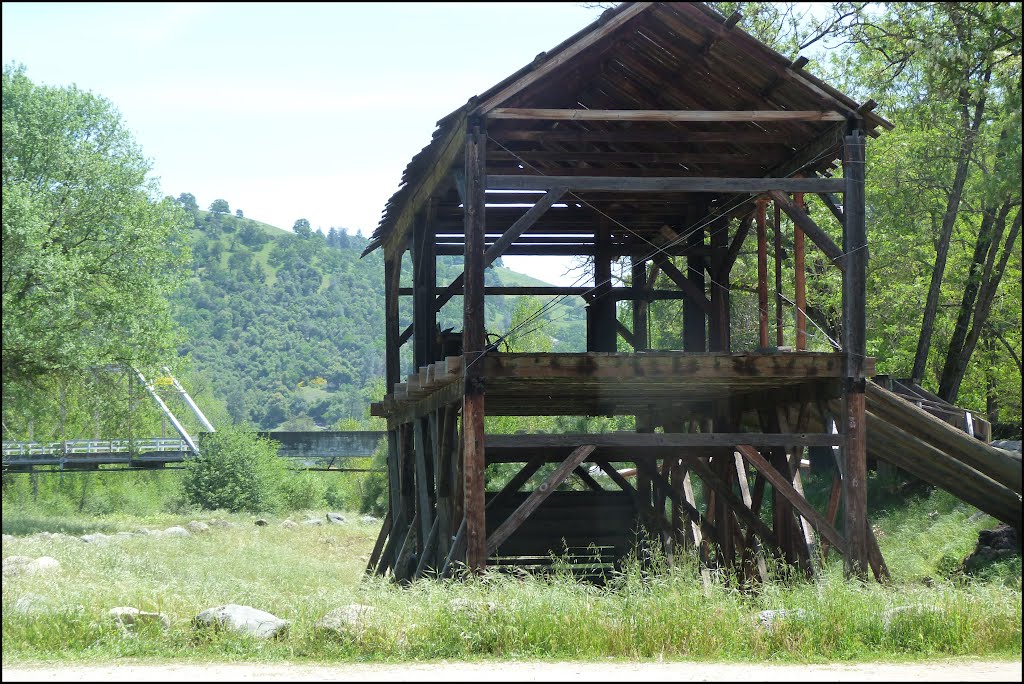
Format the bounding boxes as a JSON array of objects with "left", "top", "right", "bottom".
[
  {"left": 631, "top": 253, "right": 649, "bottom": 351},
  {"left": 591, "top": 216, "right": 616, "bottom": 351},
  {"left": 773, "top": 200, "right": 785, "bottom": 347},
  {"left": 842, "top": 128, "right": 869, "bottom": 580},
  {"left": 412, "top": 202, "right": 437, "bottom": 368},
  {"left": 684, "top": 203, "right": 707, "bottom": 353},
  {"left": 756, "top": 197, "right": 769, "bottom": 348},
  {"left": 794, "top": 193, "right": 807, "bottom": 351},
  {"left": 383, "top": 254, "right": 403, "bottom": 530},
  {"left": 709, "top": 214, "right": 730, "bottom": 351},
  {"left": 463, "top": 118, "right": 488, "bottom": 572}
]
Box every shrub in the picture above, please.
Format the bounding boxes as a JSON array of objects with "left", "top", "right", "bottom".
[
  {"left": 279, "top": 468, "right": 328, "bottom": 512},
  {"left": 180, "top": 428, "right": 284, "bottom": 513}
]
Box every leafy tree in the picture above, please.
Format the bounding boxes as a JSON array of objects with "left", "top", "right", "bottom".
[
  {"left": 2, "top": 63, "right": 191, "bottom": 390},
  {"left": 292, "top": 218, "right": 312, "bottom": 236},
  {"left": 235, "top": 209, "right": 244, "bottom": 218},
  {"left": 209, "top": 198, "right": 230, "bottom": 214},
  {"left": 180, "top": 427, "right": 284, "bottom": 512},
  {"left": 176, "top": 192, "right": 199, "bottom": 214}
]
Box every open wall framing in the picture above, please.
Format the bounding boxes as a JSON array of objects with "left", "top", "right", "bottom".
[{"left": 363, "top": 1, "right": 899, "bottom": 583}]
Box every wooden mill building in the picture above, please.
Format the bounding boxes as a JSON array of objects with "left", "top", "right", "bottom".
[{"left": 361, "top": 1, "right": 1015, "bottom": 584}]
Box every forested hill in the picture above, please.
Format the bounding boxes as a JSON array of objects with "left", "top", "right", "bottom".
[{"left": 170, "top": 202, "right": 585, "bottom": 431}]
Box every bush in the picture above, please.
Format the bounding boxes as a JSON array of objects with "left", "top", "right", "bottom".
[
  {"left": 278, "top": 468, "right": 328, "bottom": 512},
  {"left": 180, "top": 428, "right": 285, "bottom": 513}
]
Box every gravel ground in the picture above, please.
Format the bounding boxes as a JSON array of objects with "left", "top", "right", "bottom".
[{"left": 2, "top": 659, "right": 1021, "bottom": 682}]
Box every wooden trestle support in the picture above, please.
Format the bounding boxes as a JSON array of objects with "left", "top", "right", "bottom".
[
  {"left": 365, "top": 125, "right": 887, "bottom": 584},
  {"left": 354, "top": 0, "right": 917, "bottom": 582}
]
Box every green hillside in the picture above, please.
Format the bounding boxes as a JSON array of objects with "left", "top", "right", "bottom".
[{"left": 171, "top": 206, "right": 585, "bottom": 430}]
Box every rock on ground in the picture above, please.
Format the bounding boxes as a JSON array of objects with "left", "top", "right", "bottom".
[
  {"left": 186, "top": 521, "right": 210, "bottom": 534},
  {"left": 314, "top": 604, "right": 375, "bottom": 637},
  {"left": 193, "top": 604, "right": 289, "bottom": 639},
  {"left": 962, "top": 523, "right": 1020, "bottom": 574},
  {"left": 326, "top": 512, "right": 346, "bottom": 525},
  {"left": 3, "top": 555, "right": 60, "bottom": 577}
]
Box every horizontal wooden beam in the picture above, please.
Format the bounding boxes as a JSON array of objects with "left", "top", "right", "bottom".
[
  {"left": 400, "top": 286, "right": 714, "bottom": 302},
  {"left": 487, "top": 175, "right": 846, "bottom": 194},
  {"left": 485, "top": 432, "right": 843, "bottom": 449},
  {"left": 492, "top": 130, "right": 791, "bottom": 144},
  {"left": 487, "top": 109, "right": 847, "bottom": 123}
]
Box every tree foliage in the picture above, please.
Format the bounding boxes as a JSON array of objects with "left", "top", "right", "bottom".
[
  {"left": 180, "top": 427, "right": 285, "bottom": 513},
  {"left": 2, "top": 63, "right": 191, "bottom": 393}
]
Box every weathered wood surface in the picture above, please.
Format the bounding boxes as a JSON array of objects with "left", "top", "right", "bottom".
[
  {"left": 865, "top": 382, "right": 1021, "bottom": 494},
  {"left": 486, "top": 108, "right": 848, "bottom": 122},
  {"left": 486, "top": 445, "right": 596, "bottom": 556},
  {"left": 487, "top": 175, "right": 847, "bottom": 194}
]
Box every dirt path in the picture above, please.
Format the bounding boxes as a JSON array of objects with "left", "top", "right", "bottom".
[{"left": 2, "top": 659, "right": 1020, "bottom": 682}]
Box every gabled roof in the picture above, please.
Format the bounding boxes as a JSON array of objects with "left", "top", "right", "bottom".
[{"left": 363, "top": 1, "right": 891, "bottom": 258}]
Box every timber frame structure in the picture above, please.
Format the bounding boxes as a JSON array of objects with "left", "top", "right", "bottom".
[{"left": 361, "top": 2, "right": 1018, "bottom": 584}]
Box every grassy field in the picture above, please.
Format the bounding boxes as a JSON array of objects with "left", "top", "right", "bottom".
[{"left": 2, "top": 479, "right": 1021, "bottom": 666}]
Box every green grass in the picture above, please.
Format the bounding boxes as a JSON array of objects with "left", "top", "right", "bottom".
[{"left": 2, "top": 495, "right": 1020, "bottom": 666}]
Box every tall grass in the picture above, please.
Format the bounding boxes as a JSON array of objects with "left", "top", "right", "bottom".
[{"left": 2, "top": 501, "right": 1020, "bottom": 665}]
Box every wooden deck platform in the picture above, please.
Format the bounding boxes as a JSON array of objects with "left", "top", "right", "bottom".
[{"left": 372, "top": 352, "right": 871, "bottom": 425}]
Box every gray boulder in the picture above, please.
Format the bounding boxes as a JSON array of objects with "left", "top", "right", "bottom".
[
  {"left": 280, "top": 520, "right": 298, "bottom": 530},
  {"left": 302, "top": 518, "right": 323, "bottom": 526},
  {"left": 160, "top": 526, "right": 191, "bottom": 537},
  {"left": 186, "top": 521, "right": 210, "bottom": 535},
  {"left": 359, "top": 515, "right": 380, "bottom": 525},
  {"left": 80, "top": 532, "right": 111, "bottom": 544},
  {"left": 4, "top": 556, "right": 60, "bottom": 577},
  {"left": 193, "top": 604, "right": 289, "bottom": 639},
  {"left": 254, "top": 518, "right": 269, "bottom": 527},
  {"left": 326, "top": 512, "right": 347, "bottom": 525},
  {"left": 314, "top": 604, "right": 375, "bottom": 638},
  {"left": 109, "top": 606, "right": 171, "bottom": 630}
]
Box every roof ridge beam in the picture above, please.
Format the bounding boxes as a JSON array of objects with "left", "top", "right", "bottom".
[{"left": 487, "top": 108, "right": 846, "bottom": 122}]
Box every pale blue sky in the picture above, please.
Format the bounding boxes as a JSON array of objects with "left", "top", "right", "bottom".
[{"left": 3, "top": 2, "right": 607, "bottom": 282}]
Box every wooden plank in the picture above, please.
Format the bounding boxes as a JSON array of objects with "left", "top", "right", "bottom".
[
  {"left": 487, "top": 108, "right": 848, "bottom": 122},
  {"left": 365, "top": 510, "right": 392, "bottom": 575},
  {"left": 392, "top": 512, "right": 419, "bottom": 583},
  {"left": 866, "top": 384, "right": 1021, "bottom": 495},
  {"left": 483, "top": 432, "right": 841, "bottom": 449},
  {"left": 440, "top": 517, "right": 467, "bottom": 579},
  {"left": 676, "top": 458, "right": 777, "bottom": 553},
  {"left": 413, "top": 418, "right": 434, "bottom": 546},
  {"left": 475, "top": 2, "right": 651, "bottom": 114},
  {"left": 382, "top": 116, "right": 466, "bottom": 260},
  {"left": 756, "top": 198, "right": 770, "bottom": 348},
  {"left": 735, "top": 444, "right": 847, "bottom": 555},
  {"left": 433, "top": 186, "right": 568, "bottom": 313},
  {"left": 493, "top": 129, "right": 793, "bottom": 144},
  {"left": 487, "top": 175, "right": 847, "bottom": 194},
  {"left": 486, "top": 445, "right": 596, "bottom": 556},
  {"left": 574, "top": 465, "right": 606, "bottom": 492},
  {"left": 734, "top": 453, "right": 769, "bottom": 582},
  {"left": 463, "top": 122, "right": 488, "bottom": 572},
  {"left": 653, "top": 254, "right": 712, "bottom": 314},
  {"left": 773, "top": 200, "right": 785, "bottom": 347},
  {"left": 485, "top": 456, "right": 545, "bottom": 511},
  {"left": 768, "top": 189, "right": 845, "bottom": 271},
  {"left": 817, "top": 191, "right": 845, "bottom": 225},
  {"left": 724, "top": 214, "right": 753, "bottom": 273},
  {"left": 793, "top": 191, "right": 808, "bottom": 350},
  {"left": 842, "top": 131, "right": 869, "bottom": 580},
  {"left": 413, "top": 516, "right": 439, "bottom": 579}
]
